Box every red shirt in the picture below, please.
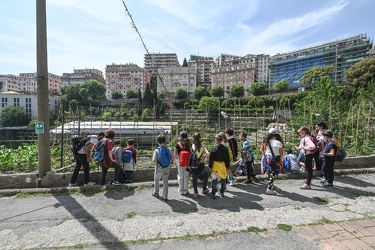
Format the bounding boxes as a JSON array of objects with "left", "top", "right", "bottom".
[{"left": 103, "top": 139, "right": 113, "bottom": 168}]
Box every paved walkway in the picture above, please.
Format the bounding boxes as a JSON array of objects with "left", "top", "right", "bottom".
[{"left": 1, "top": 173, "right": 375, "bottom": 249}]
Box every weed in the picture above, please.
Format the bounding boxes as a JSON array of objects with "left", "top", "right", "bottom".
[
  {"left": 126, "top": 211, "right": 136, "bottom": 219},
  {"left": 313, "top": 196, "right": 329, "bottom": 203},
  {"left": 247, "top": 226, "right": 267, "bottom": 233},
  {"left": 277, "top": 224, "right": 293, "bottom": 231}
]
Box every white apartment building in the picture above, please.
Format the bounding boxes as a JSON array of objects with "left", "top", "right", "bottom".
[
  {"left": 61, "top": 68, "right": 105, "bottom": 87},
  {"left": 187, "top": 55, "right": 215, "bottom": 88},
  {"left": 0, "top": 73, "right": 61, "bottom": 94},
  {"left": 144, "top": 53, "right": 180, "bottom": 75},
  {"left": 157, "top": 66, "right": 197, "bottom": 94},
  {"left": 105, "top": 63, "right": 149, "bottom": 100},
  {"left": 0, "top": 91, "right": 60, "bottom": 120}
]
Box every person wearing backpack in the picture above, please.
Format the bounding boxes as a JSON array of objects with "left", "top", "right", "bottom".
[
  {"left": 296, "top": 126, "right": 316, "bottom": 190},
  {"left": 239, "top": 132, "right": 256, "bottom": 184},
  {"left": 100, "top": 129, "right": 122, "bottom": 186},
  {"left": 208, "top": 133, "right": 230, "bottom": 199},
  {"left": 225, "top": 127, "right": 238, "bottom": 162},
  {"left": 123, "top": 138, "right": 137, "bottom": 183},
  {"left": 263, "top": 131, "right": 284, "bottom": 195},
  {"left": 152, "top": 134, "right": 174, "bottom": 201},
  {"left": 69, "top": 133, "right": 103, "bottom": 187},
  {"left": 320, "top": 130, "right": 337, "bottom": 187},
  {"left": 190, "top": 132, "right": 210, "bottom": 197},
  {"left": 314, "top": 121, "right": 328, "bottom": 171},
  {"left": 174, "top": 131, "right": 191, "bottom": 195},
  {"left": 283, "top": 148, "right": 300, "bottom": 174}
]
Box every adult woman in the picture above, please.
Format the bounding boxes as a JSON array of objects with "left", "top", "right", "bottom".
[
  {"left": 263, "top": 130, "right": 284, "bottom": 195},
  {"left": 190, "top": 133, "right": 210, "bottom": 197},
  {"left": 174, "top": 131, "right": 191, "bottom": 195},
  {"left": 100, "top": 129, "right": 122, "bottom": 186},
  {"left": 296, "top": 126, "right": 316, "bottom": 190}
]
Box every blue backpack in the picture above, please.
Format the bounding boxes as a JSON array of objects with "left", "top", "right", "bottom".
[
  {"left": 283, "top": 155, "right": 291, "bottom": 171},
  {"left": 93, "top": 139, "right": 107, "bottom": 162},
  {"left": 158, "top": 146, "right": 171, "bottom": 168},
  {"left": 122, "top": 148, "right": 134, "bottom": 163}
]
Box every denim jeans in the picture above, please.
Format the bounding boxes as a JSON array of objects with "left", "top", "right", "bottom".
[{"left": 211, "top": 178, "right": 226, "bottom": 195}]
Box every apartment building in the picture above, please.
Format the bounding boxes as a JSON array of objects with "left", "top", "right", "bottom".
[
  {"left": 0, "top": 91, "right": 60, "bottom": 120},
  {"left": 269, "top": 34, "right": 373, "bottom": 87},
  {"left": 0, "top": 73, "right": 61, "bottom": 94},
  {"left": 187, "top": 55, "right": 215, "bottom": 88},
  {"left": 105, "top": 63, "right": 149, "bottom": 99},
  {"left": 61, "top": 68, "right": 105, "bottom": 87},
  {"left": 156, "top": 66, "right": 197, "bottom": 94},
  {"left": 212, "top": 54, "right": 264, "bottom": 97},
  {"left": 144, "top": 53, "right": 180, "bottom": 75}
]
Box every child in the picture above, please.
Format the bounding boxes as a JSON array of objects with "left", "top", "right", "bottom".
[
  {"left": 219, "top": 132, "right": 235, "bottom": 186},
  {"left": 208, "top": 133, "right": 230, "bottom": 199},
  {"left": 233, "top": 149, "right": 250, "bottom": 178},
  {"left": 112, "top": 140, "right": 122, "bottom": 166},
  {"left": 123, "top": 138, "right": 137, "bottom": 183},
  {"left": 174, "top": 131, "right": 191, "bottom": 195},
  {"left": 239, "top": 132, "right": 256, "bottom": 184},
  {"left": 152, "top": 134, "right": 174, "bottom": 201},
  {"left": 284, "top": 148, "right": 300, "bottom": 174},
  {"left": 320, "top": 130, "right": 337, "bottom": 187}
]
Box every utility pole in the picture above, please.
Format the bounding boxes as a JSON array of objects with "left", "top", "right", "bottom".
[{"left": 36, "top": 0, "right": 51, "bottom": 177}]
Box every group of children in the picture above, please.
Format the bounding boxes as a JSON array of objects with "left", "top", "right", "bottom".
[{"left": 152, "top": 128, "right": 258, "bottom": 201}]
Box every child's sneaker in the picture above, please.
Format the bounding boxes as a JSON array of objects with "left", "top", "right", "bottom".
[
  {"left": 152, "top": 192, "right": 159, "bottom": 197},
  {"left": 300, "top": 183, "right": 311, "bottom": 190},
  {"left": 112, "top": 181, "right": 121, "bottom": 186},
  {"left": 68, "top": 183, "right": 76, "bottom": 187},
  {"left": 266, "top": 189, "right": 277, "bottom": 195},
  {"left": 202, "top": 188, "right": 209, "bottom": 194}
]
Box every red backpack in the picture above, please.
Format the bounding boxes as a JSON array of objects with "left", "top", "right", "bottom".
[
  {"left": 178, "top": 142, "right": 191, "bottom": 167},
  {"left": 308, "top": 136, "right": 318, "bottom": 154}
]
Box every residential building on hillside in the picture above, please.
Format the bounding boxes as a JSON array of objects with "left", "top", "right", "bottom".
[
  {"left": 156, "top": 66, "right": 197, "bottom": 94},
  {"left": 215, "top": 54, "right": 241, "bottom": 67},
  {"left": 0, "top": 74, "right": 18, "bottom": 92},
  {"left": 105, "top": 63, "right": 149, "bottom": 100},
  {"left": 187, "top": 55, "right": 215, "bottom": 88},
  {"left": 144, "top": 53, "right": 180, "bottom": 76},
  {"left": 0, "top": 73, "right": 61, "bottom": 94},
  {"left": 61, "top": 68, "right": 105, "bottom": 87},
  {"left": 0, "top": 91, "right": 60, "bottom": 120},
  {"left": 212, "top": 54, "right": 263, "bottom": 97},
  {"left": 269, "top": 34, "right": 373, "bottom": 87}
]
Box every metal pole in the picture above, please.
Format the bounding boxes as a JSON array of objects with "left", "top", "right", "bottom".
[{"left": 36, "top": 0, "right": 51, "bottom": 176}]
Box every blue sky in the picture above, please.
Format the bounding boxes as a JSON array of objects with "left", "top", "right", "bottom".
[{"left": 0, "top": 0, "right": 374, "bottom": 76}]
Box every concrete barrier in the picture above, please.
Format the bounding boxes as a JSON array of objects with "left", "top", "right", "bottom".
[{"left": 0, "top": 155, "right": 374, "bottom": 189}]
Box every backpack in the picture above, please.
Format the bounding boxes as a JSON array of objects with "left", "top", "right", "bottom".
[
  {"left": 122, "top": 147, "right": 134, "bottom": 163},
  {"left": 70, "top": 135, "right": 90, "bottom": 155},
  {"left": 283, "top": 155, "right": 291, "bottom": 171},
  {"left": 178, "top": 142, "right": 191, "bottom": 167},
  {"left": 188, "top": 147, "right": 204, "bottom": 168},
  {"left": 335, "top": 147, "right": 347, "bottom": 162},
  {"left": 309, "top": 136, "right": 318, "bottom": 154},
  {"left": 157, "top": 146, "right": 171, "bottom": 168},
  {"left": 93, "top": 139, "right": 107, "bottom": 162}
]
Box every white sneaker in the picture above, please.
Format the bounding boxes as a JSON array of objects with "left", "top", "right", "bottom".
[
  {"left": 300, "top": 183, "right": 311, "bottom": 190},
  {"left": 266, "top": 189, "right": 277, "bottom": 195},
  {"left": 84, "top": 182, "right": 96, "bottom": 187},
  {"left": 68, "top": 183, "right": 76, "bottom": 187}
]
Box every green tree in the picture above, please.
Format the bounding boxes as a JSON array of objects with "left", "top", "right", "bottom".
[
  {"left": 111, "top": 90, "right": 123, "bottom": 100},
  {"left": 300, "top": 65, "right": 334, "bottom": 86},
  {"left": 198, "top": 96, "right": 219, "bottom": 118},
  {"left": 143, "top": 84, "right": 153, "bottom": 107},
  {"left": 345, "top": 56, "right": 375, "bottom": 89},
  {"left": 230, "top": 84, "right": 244, "bottom": 97},
  {"left": 193, "top": 86, "right": 207, "bottom": 100},
  {"left": 210, "top": 86, "right": 224, "bottom": 98},
  {"left": 0, "top": 105, "right": 31, "bottom": 127},
  {"left": 249, "top": 82, "right": 267, "bottom": 96},
  {"left": 126, "top": 88, "right": 138, "bottom": 99},
  {"left": 79, "top": 80, "right": 106, "bottom": 100},
  {"left": 141, "top": 108, "right": 150, "bottom": 121},
  {"left": 182, "top": 58, "right": 188, "bottom": 67},
  {"left": 273, "top": 80, "right": 289, "bottom": 92},
  {"left": 175, "top": 88, "right": 188, "bottom": 100}
]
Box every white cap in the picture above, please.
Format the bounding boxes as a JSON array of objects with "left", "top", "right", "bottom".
[{"left": 268, "top": 128, "right": 277, "bottom": 134}]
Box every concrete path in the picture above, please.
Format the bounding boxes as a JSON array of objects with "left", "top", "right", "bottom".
[{"left": 1, "top": 173, "right": 375, "bottom": 249}]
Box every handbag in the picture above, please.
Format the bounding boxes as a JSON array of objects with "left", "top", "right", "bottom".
[{"left": 268, "top": 139, "right": 283, "bottom": 171}]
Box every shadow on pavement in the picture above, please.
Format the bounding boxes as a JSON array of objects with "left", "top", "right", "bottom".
[{"left": 53, "top": 194, "right": 128, "bottom": 250}]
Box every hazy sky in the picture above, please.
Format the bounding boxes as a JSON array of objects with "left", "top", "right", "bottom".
[{"left": 0, "top": 0, "right": 374, "bottom": 76}]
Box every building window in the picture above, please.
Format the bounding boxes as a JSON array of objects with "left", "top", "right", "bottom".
[
  {"left": 14, "top": 97, "right": 20, "bottom": 106},
  {"left": 1, "top": 97, "right": 8, "bottom": 107}
]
